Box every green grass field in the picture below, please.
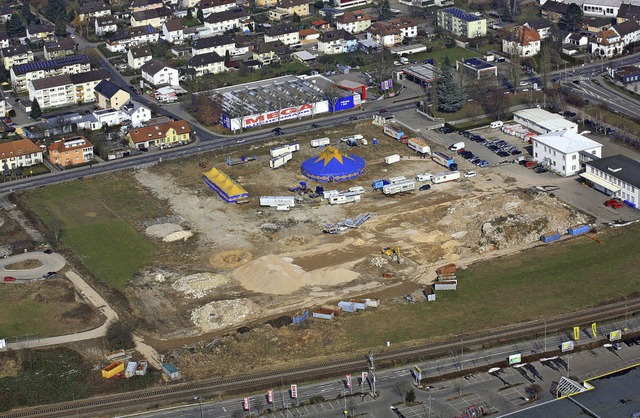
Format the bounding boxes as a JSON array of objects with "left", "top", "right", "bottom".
[
  {"left": 342, "top": 224, "right": 640, "bottom": 347},
  {"left": 24, "top": 175, "right": 166, "bottom": 289}
]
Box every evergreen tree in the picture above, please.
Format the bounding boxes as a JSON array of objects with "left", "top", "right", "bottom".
[
  {"left": 30, "top": 99, "right": 42, "bottom": 120},
  {"left": 21, "top": 1, "right": 36, "bottom": 24},
  {"left": 54, "top": 19, "right": 66, "bottom": 37},
  {"left": 436, "top": 61, "right": 466, "bottom": 113},
  {"left": 44, "top": 0, "right": 70, "bottom": 24},
  {"left": 197, "top": 8, "right": 204, "bottom": 21},
  {"left": 560, "top": 3, "right": 583, "bottom": 33},
  {"left": 377, "top": 0, "right": 393, "bottom": 20},
  {"left": 186, "top": 7, "right": 193, "bottom": 19},
  {"left": 6, "top": 14, "right": 26, "bottom": 38}
]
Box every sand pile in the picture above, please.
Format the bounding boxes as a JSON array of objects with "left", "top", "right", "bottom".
[
  {"left": 172, "top": 273, "right": 229, "bottom": 298},
  {"left": 146, "top": 223, "right": 183, "bottom": 238},
  {"left": 191, "top": 299, "right": 262, "bottom": 332},
  {"left": 163, "top": 230, "right": 193, "bottom": 242},
  {"left": 233, "top": 254, "right": 360, "bottom": 295}
]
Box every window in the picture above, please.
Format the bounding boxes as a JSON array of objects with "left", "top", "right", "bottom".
[
  {"left": 572, "top": 155, "right": 577, "bottom": 160},
  {"left": 571, "top": 165, "right": 576, "bottom": 171}
]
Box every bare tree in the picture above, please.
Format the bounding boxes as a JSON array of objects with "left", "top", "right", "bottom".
[
  {"left": 370, "top": 47, "right": 393, "bottom": 96},
  {"left": 538, "top": 42, "right": 553, "bottom": 90},
  {"left": 509, "top": 53, "right": 522, "bottom": 93}
]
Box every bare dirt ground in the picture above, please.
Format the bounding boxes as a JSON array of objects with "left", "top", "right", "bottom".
[{"left": 115, "top": 121, "right": 592, "bottom": 379}]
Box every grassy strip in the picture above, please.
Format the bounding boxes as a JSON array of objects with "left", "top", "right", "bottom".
[{"left": 342, "top": 223, "right": 640, "bottom": 347}]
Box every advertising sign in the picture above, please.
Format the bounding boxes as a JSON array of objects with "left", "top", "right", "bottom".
[
  {"left": 345, "top": 374, "right": 352, "bottom": 388},
  {"left": 243, "top": 103, "right": 315, "bottom": 128},
  {"left": 222, "top": 114, "right": 231, "bottom": 129},
  {"left": 290, "top": 384, "right": 298, "bottom": 398},
  {"left": 573, "top": 326, "right": 580, "bottom": 341},
  {"left": 267, "top": 389, "right": 273, "bottom": 404},
  {"left": 561, "top": 341, "right": 574, "bottom": 352},
  {"left": 332, "top": 95, "right": 355, "bottom": 112},
  {"left": 508, "top": 354, "right": 521, "bottom": 365},
  {"left": 592, "top": 322, "right": 597, "bottom": 337},
  {"left": 413, "top": 365, "right": 422, "bottom": 381},
  {"left": 243, "top": 397, "right": 249, "bottom": 411},
  {"left": 609, "top": 330, "right": 622, "bottom": 341},
  {"left": 361, "top": 371, "right": 368, "bottom": 384}
]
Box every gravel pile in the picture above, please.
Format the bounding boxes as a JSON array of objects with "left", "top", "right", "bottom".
[
  {"left": 146, "top": 223, "right": 183, "bottom": 238},
  {"left": 191, "top": 299, "right": 262, "bottom": 332},
  {"left": 172, "top": 273, "right": 229, "bottom": 298}
]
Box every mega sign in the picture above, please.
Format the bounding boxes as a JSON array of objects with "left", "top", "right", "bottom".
[{"left": 243, "top": 104, "right": 315, "bottom": 128}]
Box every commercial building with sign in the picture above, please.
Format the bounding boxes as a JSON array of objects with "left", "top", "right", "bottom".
[
  {"left": 582, "top": 154, "right": 640, "bottom": 208},
  {"left": 210, "top": 74, "right": 362, "bottom": 131}
]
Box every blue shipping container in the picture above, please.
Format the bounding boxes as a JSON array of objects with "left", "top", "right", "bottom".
[
  {"left": 567, "top": 225, "right": 589, "bottom": 236},
  {"left": 540, "top": 233, "right": 561, "bottom": 243}
]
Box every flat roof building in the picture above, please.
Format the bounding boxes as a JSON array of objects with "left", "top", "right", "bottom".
[
  {"left": 582, "top": 154, "right": 640, "bottom": 208},
  {"left": 514, "top": 108, "right": 578, "bottom": 134},
  {"left": 532, "top": 130, "right": 602, "bottom": 176},
  {"left": 456, "top": 57, "right": 497, "bottom": 79}
]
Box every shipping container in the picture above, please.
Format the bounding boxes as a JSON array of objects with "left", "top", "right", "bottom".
[
  {"left": 292, "top": 310, "right": 309, "bottom": 325},
  {"left": 105, "top": 349, "right": 125, "bottom": 361},
  {"left": 270, "top": 152, "right": 292, "bottom": 169},
  {"left": 321, "top": 306, "right": 342, "bottom": 316},
  {"left": 423, "top": 286, "right": 436, "bottom": 302},
  {"left": 407, "top": 138, "right": 431, "bottom": 155},
  {"left": 260, "top": 196, "right": 296, "bottom": 208},
  {"left": 162, "top": 363, "right": 181, "bottom": 380},
  {"left": 312, "top": 308, "right": 335, "bottom": 320},
  {"left": 102, "top": 361, "right": 125, "bottom": 379},
  {"left": 432, "top": 171, "right": 461, "bottom": 184},
  {"left": 383, "top": 179, "right": 415, "bottom": 195},
  {"left": 270, "top": 143, "right": 300, "bottom": 158},
  {"left": 135, "top": 360, "right": 148, "bottom": 376},
  {"left": 434, "top": 280, "right": 457, "bottom": 291},
  {"left": 383, "top": 125, "right": 407, "bottom": 141},
  {"left": 385, "top": 154, "right": 401, "bottom": 164},
  {"left": 436, "top": 263, "right": 457, "bottom": 276},
  {"left": 311, "top": 137, "right": 330, "bottom": 147},
  {"left": 125, "top": 361, "right": 137, "bottom": 378},
  {"left": 338, "top": 301, "right": 357, "bottom": 312},
  {"left": 432, "top": 152, "right": 458, "bottom": 171},
  {"left": 540, "top": 232, "right": 561, "bottom": 243},
  {"left": 349, "top": 299, "right": 367, "bottom": 310},
  {"left": 567, "top": 224, "right": 589, "bottom": 236},
  {"left": 365, "top": 298, "right": 380, "bottom": 307}
]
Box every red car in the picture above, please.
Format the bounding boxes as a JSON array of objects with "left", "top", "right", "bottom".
[
  {"left": 605, "top": 199, "right": 623, "bottom": 209},
  {"left": 3, "top": 276, "right": 16, "bottom": 282},
  {"left": 524, "top": 161, "right": 537, "bottom": 168}
]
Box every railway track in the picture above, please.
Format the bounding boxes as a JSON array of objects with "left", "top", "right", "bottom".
[{"left": 4, "top": 297, "right": 640, "bottom": 418}]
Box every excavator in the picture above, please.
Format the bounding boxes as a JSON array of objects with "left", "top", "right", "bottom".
[{"left": 381, "top": 247, "right": 401, "bottom": 264}]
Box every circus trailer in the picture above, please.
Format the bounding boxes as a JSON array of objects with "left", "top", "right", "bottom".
[
  {"left": 260, "top": 196, "right": 296, "bottom": 208},
  {"left": 270, "top": 143, "right": 300, "bottom": 158},
  {"left": 270, "top": 152, "right": 292, "bottom": 169}
]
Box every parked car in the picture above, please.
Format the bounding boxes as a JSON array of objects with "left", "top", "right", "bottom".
[
  {"left": 605, "top": 199, "right": 623, "bottom": 209},
  {"left": 612, "top": 342, "right": 623, "bottom": 350},
  {"left": 310, "top": 124, "right": 321, "bottom": 129},
  {"left": 42, "top": 272, "right": 57, "bottom": 279},
  {"left": 465, "top": 171, "right": 477, "bottom": 178},
  {"left": 43, "top": 249, "right": 54, "bottom": 254},
  {"left": 419, "top": 184, "right": 431, "bottom": 191},
  {"left": 477, "top": 160, "right": 489, "bottom": 167},
  {"left": 524, "top": 161, "right": 537, "bottom": 168},
  {"left": 3, "top": 276, "right": 16, "bottom": 282}
]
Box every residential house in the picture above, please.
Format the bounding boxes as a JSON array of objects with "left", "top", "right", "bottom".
[
  {"left": 1, "top": 45, "right": 34, "bottom": 70},
  {"left": 43, "top": 38, "right": 77, "bottom": 60},
  {"left": 191, "top": 34, "right": 236, "bottom": 56},
  {"left": 47, "top": 136, "right": 94, "bottom": 167},
  {"left": 131, "top": 0, "right": 164, "bottom": 13},
  {"left": 335, "top": 11, "right": 373, "bottom": 34},
  {"left": 0, "top": 91, "right": 6, "bottom": 117},
  {"left": 586, "top": 16, "right": 612, "bottom": 33},
  {"left": 106, "top": 25, "right": 159, "bottom": 52},
  {"left": 127, "top": 45, "right": 152, "bottom": 69},
  {"left": 256, "top": 0, "right": 277, "bottom": 7},
  {"left": 614, "top": 19, "right": 640, "bottom": 45},
  {"left": 269, "top": 0, "right": 310, "bottom": 21},
  {"left": 564, "top": 32, "right": 589, "bottom": 46},
  {"left": 253, "top": 40, "right": 288, "bottom": 64},
  {"left": 196, "top": 0, "right": 237, "bottom": 17},
  {"left": 264, "top": 23, "right": 300, "bottom": 45},
  {"left": 617, "top": 3, "right": 640, "bottom": 24},
  {"left": 437, "top": 8, "right": 487, "bottom": 39},
  {"left": 317, "top": 30, "right": 358, "bottom": 54},
  {"left": 0, "top": 33, "right": 9, "bottom": 49},
  {"left": 10, "top": 54, "right": 91, "bottom": 93},
  {"left": 540, "top": 0, "right": 569, "bottom": 22},
  {"left": 532, "top": 130, "right": 602, "bottom": 177},
  {"left": 27, "top": 69, "right": 111, "bottom": 109},
  {"left": 203, "top": 8, "right": 251, "bottom": 34},
  {"left": 613, "top": 65, "right": 640, "bottom": 84},
  {"left": 366, "top": 18, "right": 418, "bottom": 46},
  {"left": 187, "top": 51, "right": 226, "bottom": 75},
  {"left": 94, "top": 79, "right": 131, "bottom": 109},
  {"left": 0, "top": 5, "right": 12, "bottom": 23},
  {"left": 141, "top": 60, "right": 179, "bottom": 88},
  {"left": 127, "top": 120, "right": 191, "bottom": 149},
  {"left": 131, "top": 6, "right": 172, "bottom": 28},
  {"left": 583, "top": 154, "right": 640, "bottom": 208},
  {"left": 525, "top": 19, "right": 552, "bottom": 39},
  {"left": 299, "top": 28, "right": 320, "bottom": 44},
  {"left": 95, "top": 15, "right": 119, "bottom": 36},
  {"left": 120, "top": 100, "right": 152, "bottom": 127},
  {"left": 78, "top": 1, "right": 112, "bottom": 21},
  {"left": 311, "top": 19, "right": 330, "bottom": 31},
  {"left": 502, "top": 24, "right": 541, "bottom": 57},
  {"left": 162, "top": 19, "right": 185, "bottom": 43},
  {"left": 0, "top": 139, "right": 43, "bottom": 171},
  {"left": 26, "top": 23, "right": 55, "bottom": 42},
  {"left": 591, "top": 28, "right": 624, "bottom": 57},
  {"left": 333, "top": 0, "right": 372, "bottom": 9}
]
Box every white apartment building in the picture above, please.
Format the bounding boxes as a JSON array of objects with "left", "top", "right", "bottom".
[{"left": 532, "top": 130, "right": 602, "bottom": 176}]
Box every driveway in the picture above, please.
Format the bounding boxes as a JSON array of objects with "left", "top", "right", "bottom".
[{"left": 0, "top": 251, "right": 66, "bottom": 280}]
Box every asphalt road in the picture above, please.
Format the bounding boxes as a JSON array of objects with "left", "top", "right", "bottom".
[
  {"left": 561, "top": 78, "right": 640, "bottom": 120},
  {"left": 0, "top": 251, "right": 66, "bottom": 280}
]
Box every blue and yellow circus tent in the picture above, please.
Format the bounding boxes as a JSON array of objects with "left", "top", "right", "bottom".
[
  {"left": 203, "top": 167, "right": 249, "bottom": 203},
  {"left": 301, "top": 146, "right": 365, "bottom": 182}
]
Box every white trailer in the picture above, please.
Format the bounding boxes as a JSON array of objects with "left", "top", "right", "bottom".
[
  {"left": 407, "top": 138, "right": 431, "bottom": 155},
  {"left": 388, "top": 176, "right": 407, "bottom": 184},
  {"left": 383, "top": 179, "right": 415, "bottom": 195},
  {"left": 329, "top": 193, "right": 361, "bottom": 205},
  {"left": 311, "top": 137, "right": 330, "bottom": 147},
  {"left": 432, "top": 171, "right": 461, "bottom": 184},
  {"left": 269, "top": 152, "right": 292, "bottom": 169},
  {"left": 323, "top": 189, "right": 340, "bottom": 199},
  {"left": 260, "top": 196, "right": 296, "bottom": 208},
  {"left": 348, "top": 186, "right": 365, "bottom": 194},
  {"left": 385, "top": 154, "right": 401, "bottom": 164},
  {"left": 270, "top": 143, "right": 300, "bottom": 158},
  {"left": 416, "top": 172, "right": 433, "bottom": 182}
]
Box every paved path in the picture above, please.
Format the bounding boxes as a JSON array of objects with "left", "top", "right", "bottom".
[
  {"left": 2, "top": 271, "right": 118, "bottom": 350},
  {"left": 0, "top": 251, "right": 66, "bottom": 280}
]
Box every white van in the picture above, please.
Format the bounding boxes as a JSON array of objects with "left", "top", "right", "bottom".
[
  {"left": 449, "top": 142, "right": 465, "bottom": 151},
  {"left": 490, "top": 121, "right": 503, "bottom": 129},
  {"left": 400, "top": 57, "right": 409, "bottom": 64}
]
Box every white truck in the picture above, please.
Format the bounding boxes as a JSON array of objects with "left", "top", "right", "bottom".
[
  {"left": 310, "top": 137, "right": 330, "bottom": 147},
  {"left": 385, "top": 154, "right": 401, "bottom": 164},
  {"left": 432, "top": 171, "right": 461, "bottom": 184},
  {"left": 407, "top": 138, "right": 431, "bottom": 155},
  {"left": 270, "top": 143, "right": 300, "bottom": 158},
  {"left": 269, "top": 152, "right": 292, "bottom": 169},
  {"left": 383, "top": 179, "right": 415, "bottom": 195}
]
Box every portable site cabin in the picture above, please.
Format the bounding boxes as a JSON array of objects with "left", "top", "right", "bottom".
[
  {"left": 162, "top": 363, "right": 181, "bottom": 380},
  {"left": 338, "top": 301, "right": 357, "bottom": 313},
  {"left": 125, "top": 361, "right": 137, "bottom": 378}
]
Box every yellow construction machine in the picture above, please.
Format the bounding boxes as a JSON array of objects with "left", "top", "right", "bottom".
[{"left": 381, "top": 247, "right": 401, "bottom": 263}]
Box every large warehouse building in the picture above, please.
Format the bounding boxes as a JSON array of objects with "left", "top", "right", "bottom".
[
  {"left": 514, "top": 108, "right": 578, "bottom": 134},
  {"left": 207, "top": 74, "right": 364, "bottom": 131}
]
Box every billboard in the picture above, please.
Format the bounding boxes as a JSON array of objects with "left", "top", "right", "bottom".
[
  {"left": 592, "top": 322, "right": 597, "bottom": 337},
  {"left": 573, "top": 326, "right": 580, "bottom": 341},
  {"left": 609, "top": 330, "right": 622, "bottom": 341},
  {"left": 345, "top": 374, "right": 352, "bottom": 388},
  {"left": 561, "top": 341, "right": 574, "bottom": 352},
  {"left": 508, "top": 354, "right": 521, "bottom": 365},
  {"left": 413, "top": 365, "right": 422, "bottom": 381},
  {"left": 267, "top": 389, "right": 273, "bottom": 404},
  {"left": 222, "top": 114, "right": 232, "bottom": 129},
  {"left": 290, "top": 384, "right": 298, "bottom": 398},
  {"left": 241, "top": 102, "right": 330, "bottom": 129},
  {"left": 331, "top": 95, "right": 355, "bottom": 112}
]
